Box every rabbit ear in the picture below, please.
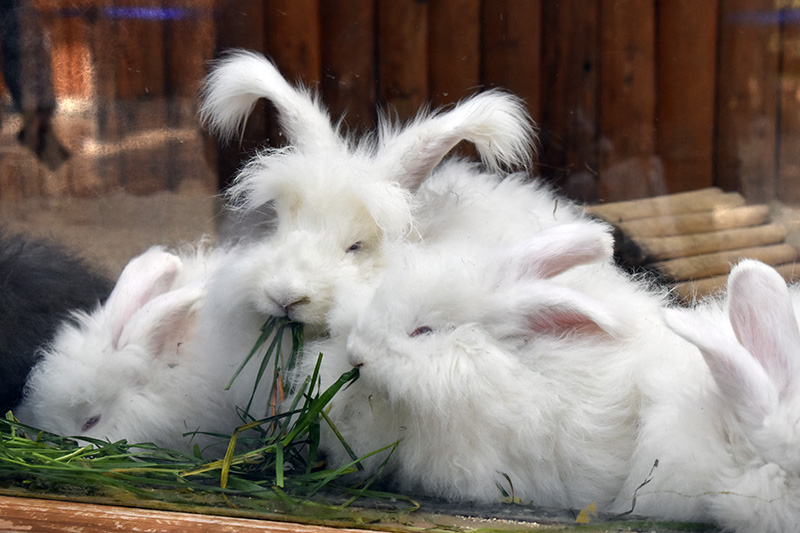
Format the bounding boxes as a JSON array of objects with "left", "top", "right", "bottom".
[
  {"left": 662, "top": 306, "right": 777, "bottom": 430},
  {"left": 116, "top": 286, "right": 203, "bottom": 358},
  {"left": 104, "top": 248, "right": 182, "bottom": 350},
  {"left": 496, "top": 222, "right": 615, "bottom": 282},
  {"left": 726, "top": 260, "right": 800, "bottom": 393},
  {"left": 499, "top": 281, "right": 629, "bottom": 339},
  {"left": 378, "top": 91, "right": 537, "bottom": 191},
  {"left": 199, "top": 49, "right": 338, "bottom": 151}
]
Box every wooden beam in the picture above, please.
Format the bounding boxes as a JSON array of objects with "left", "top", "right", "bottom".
[{"left": 0, "top": 495, "right": 375, "bottom": 533}]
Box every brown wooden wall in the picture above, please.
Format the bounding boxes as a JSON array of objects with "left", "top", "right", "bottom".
[{"left": 1, "top": 0, "right": 797, "bottom": 204}]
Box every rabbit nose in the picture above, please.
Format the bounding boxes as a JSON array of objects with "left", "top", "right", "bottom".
[
  {"left": 347, "top": 351, "right": 365, "bottom": 368},
  {"left": 346, "top": 337, "right": 369, "bottom": 368},
  {"left": 280, "top": 296, "right": 311, "bottom": 316}
]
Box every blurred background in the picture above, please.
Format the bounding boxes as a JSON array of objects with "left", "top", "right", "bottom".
[{"left": 0, "top": 0, "right": 798, "bottom": 298}]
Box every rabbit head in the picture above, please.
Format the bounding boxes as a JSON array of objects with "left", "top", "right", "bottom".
[
  {"left": 347, "top": 221, "right": 625, "bottom": 381},
  {"left": 335, "top": 221, "right": 636, "bottom": 503},
  {"left": 18, "top": 247, "right": 233, "bottom": 453},
  {"left": 200, "top": 49, "right": 537, "bottom": 326},
  {"left": 664, "top": 260, "right": 800, "bottom": 472}
]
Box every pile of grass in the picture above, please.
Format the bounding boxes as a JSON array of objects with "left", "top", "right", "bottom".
[{"left": 0, "top": 318, "right": 412, "bottom": 521}]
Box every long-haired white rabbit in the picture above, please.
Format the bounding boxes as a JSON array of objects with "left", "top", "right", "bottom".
[
  {"left": 299, "top": 221, "right": 651, "bottom": 508},
  {"left": 199, "top": 49, "right": 539, "bottom": 328},
  {"left": 658, "top": 260, "right": 800, "bottom": 532},
  {"left": 16, "top": 245, "right": 243, "bottom": 455}
]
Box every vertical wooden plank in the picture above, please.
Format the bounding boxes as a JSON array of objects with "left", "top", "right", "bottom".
[
  {"left": 164, "top": 1, "right": 216, "bottom": 101},
  {"left": 481, "top": 1, "right": 542, "bottom": 126},
  {"left": 264, "top": 0, "right": 321, "bottom": 83},
  {"left": 112, "top": 0, "right": 168, "bottom": 195},
  {"left": 656, "top": 0, "right": 719, "bottom": 193},
  {"left": 597, "top": 0, "right": 658, "bottom": 202},
  {"left": 84, "top": 0, "right": 123, "bottom": 194},
  {"left": 539, "top": 0, "right": 600, "bottom": 198},
  {"left": 778, "top": 5, "right": 800, "bottom": 204},
  {"left": 716, "top": 0, "right": 779, "bottom": 203},
  {"left": 213, "top": 0, "right": 266, "bottom": 191},
  {"left": 319, "top": 0, "right": 376, "bottom": 132},
  {"left": 377, "top": 0, "right": 428, "bottom": 121},
  {"left": 263, "top": 0, "right": 322, "bottom": 145},
  {"left": 163, "top": 0, "right": 217, "bottom": 193},
  {"left": 428, "top": 0, "right": 480, "bottom": 107},
  {"left": 45, "top": 9, "right": 92, "bottom": 100}
]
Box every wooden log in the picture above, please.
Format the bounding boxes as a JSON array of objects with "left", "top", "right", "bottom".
[
  {"left": 264, "top": 0, "right": 322, "bottom": 146},
  {"left": 636, "top": 223, "right": 787, "bottom": 262},
  {"left": 778, "top": 0, "right": 800, "bottom": 204},
  {"left": 428, "top": 0, "right": 480, "bottom": 107},
  {"left": 670, "top": 263, "right": 800, "bottom": 303},
  {"left": 480, "top": 0, "right": 543, "bottom": 125},
  {"left": 320, "top": 0, "right": 376, "bottom": 132},
  {"left": 586, "top": 187, "right": 741, "bottom": 223},
  {"left": 597, "top": 0, "right": 657, "bottom": 202},
  {"left": 377, "top": 0, "right": 428, "bottom": 120},
  {"left": 716, "top": 0, "right": 779, "bottom": 203},
  {"left": 652, "top": 243, "right": 799, "bottom": 282},
  {"left": 539, "top": 0, "right": 600, "bottom": 187},
  {"left": 214, "top": 0, "right": 267, "bottom": 191},
  {"left": 609, "top": 204, "right": 771, "bottom": 238},
  {"left": 656, "top": 0, "right": 718, "bottom": 193}
]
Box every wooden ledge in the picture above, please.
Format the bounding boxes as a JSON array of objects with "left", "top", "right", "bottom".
[{"left": 0, "top": 495, "right": 374, "bottom": 533}]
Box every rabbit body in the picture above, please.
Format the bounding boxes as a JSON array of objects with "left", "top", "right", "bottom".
[
  {"left": 16, "top": 245, "right": 247, "bottom": 454},
  {"left": 306, "top": 226, "right": 800, "bottom": 533},
  {"left": 0, "top": 231, "right": 112, "bottom": 415},
  {"left": 298, "top": 223, "right": 655, "bottom": 508},
  {"left": 654, "top": 260, "right": 800, "bottom": 532}
]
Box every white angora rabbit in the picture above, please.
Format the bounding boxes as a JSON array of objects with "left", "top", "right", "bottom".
[
  {"left": 299, "top": 221, "right": 645, "bottom": 509},
  {"left": 16, "top": 245, "right": 243, "bottom": 455},
  {"left": 199, "top": 49, "right": 539, "bottom": 328},
  {"left": 656, "top": 260, "right": 800, "bottom": 532}
]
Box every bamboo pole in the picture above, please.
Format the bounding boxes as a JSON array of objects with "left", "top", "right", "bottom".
[
  {"left": 652, "top": 243, "right": 798, "bottom": 282},
  {"left": 635, "top": 223, "right": 787, "bottom": 261},
  {"left": 607, "top": 204, "right": 771, "bottom": 238},
  {"left": 670, "top": 263, "right": 800, "bottom": 303},
  {"left": 586, "top": 187, "right": 743, "bottom": 222}
]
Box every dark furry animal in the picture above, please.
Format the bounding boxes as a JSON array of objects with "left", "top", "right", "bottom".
[{"left": 0, "top": 230, "right": 113, "bottom": 414}]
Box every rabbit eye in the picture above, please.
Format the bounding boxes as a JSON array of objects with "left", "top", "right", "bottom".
[
  {"left": 346, "top": 241, "right": 363, "bottom": 253},
  {"left": 82, "top": 415, "right": 101, "bottom": 432},
  {"left": 410, "top": 326, "right": 433, "bottom": 337}
]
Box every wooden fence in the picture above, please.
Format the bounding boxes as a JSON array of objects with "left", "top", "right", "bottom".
[{"left": 1, "top": 0, "right": 799, "bottom": 205}]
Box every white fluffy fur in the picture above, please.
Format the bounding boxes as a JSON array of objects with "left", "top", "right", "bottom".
[
  {"left": 303, "top": 228, "right": 800, "bottom": 531},
  {"left": 297, "top": 223, "right": 648, "bottom": 508},
  {"left": 658, "top": 260, "right": 800, "bottom": 532},
  {"left": 16, "top": 245, "right": 245, "bottom": 455}
]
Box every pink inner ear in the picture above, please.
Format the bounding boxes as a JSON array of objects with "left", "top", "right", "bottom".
[
  {"left": 728, "top": 263, "right": 800, "bottom": 389},
  {"left": 527, "top": 312, "right": 608, "bottom": 337}
]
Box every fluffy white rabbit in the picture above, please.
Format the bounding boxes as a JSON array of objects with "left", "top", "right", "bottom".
[
  {"left": 16, "top": 245, "right": 244, "bottom": 455},
  {"left": 298, "top": 221, "right": 651, "bottom": 509},
  {"left": 658, "top": 260, "right": 800, "bottom": 532},
  {"left": 199, "top": 49, "right": 538, "bottom": 327}
]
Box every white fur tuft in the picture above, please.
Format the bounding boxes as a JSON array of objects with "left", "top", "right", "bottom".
[{"left": 199, "top": 49, "right": 337, "bottom": 150}]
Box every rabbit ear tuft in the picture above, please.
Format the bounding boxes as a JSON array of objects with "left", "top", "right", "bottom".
[
  {"left": 378, "top": 90, "right": 537, "bottom": 191},
  {"left": 199, "top": 49, "right": 338, "bottom": 151}
]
